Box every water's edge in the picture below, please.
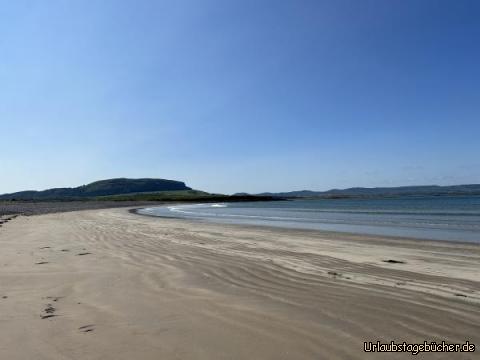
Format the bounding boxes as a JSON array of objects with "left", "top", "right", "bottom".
[{"left": 131, "top": 198, "right": 480, "bottom": 245}]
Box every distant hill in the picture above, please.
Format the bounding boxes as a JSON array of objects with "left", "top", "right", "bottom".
[
  {"left": 0, "top": 178, "right": 192, "bottom": 200},
  {"left": 250, "top": 184, "right": 480, "bottom": 199}
]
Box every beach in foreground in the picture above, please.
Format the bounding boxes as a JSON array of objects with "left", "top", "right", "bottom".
[{"left": 0, "top": 208, "right": 479, "bottom": 359}]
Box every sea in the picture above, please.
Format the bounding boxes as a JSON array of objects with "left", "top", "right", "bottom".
[{"left": 138, "top": 196, "right": 480, "bottom": 243}]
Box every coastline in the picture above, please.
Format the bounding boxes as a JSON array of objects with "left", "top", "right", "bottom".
[
  {"left": 131, "top": 205, "right": 480, "bottom": 248},
  {"left": 0, "top": 207, "right": 479, "bottom": 359}
]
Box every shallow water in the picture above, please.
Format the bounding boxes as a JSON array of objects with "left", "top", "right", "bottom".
[{"left": 138, "top": 196, "right": 480, "bottom": 243}]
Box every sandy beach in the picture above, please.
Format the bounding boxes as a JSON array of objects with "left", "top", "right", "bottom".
[{"left": 0, "top": 207, "right": 479, "bottom": 359}]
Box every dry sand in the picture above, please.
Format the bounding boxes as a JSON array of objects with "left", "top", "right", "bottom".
[
  {"left": 0, "top": 208, "right": 479, "bottom": 359},
  {"left": 0, "top": 200, "right": 169, "bottom": 216}
]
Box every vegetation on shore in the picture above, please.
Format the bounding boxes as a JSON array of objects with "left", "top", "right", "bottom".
[{"left": 0, "top": 178, "right": 191, "bottom": 201}]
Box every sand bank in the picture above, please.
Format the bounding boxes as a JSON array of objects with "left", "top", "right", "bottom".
[{"left": 0, "top": 208, "right": 478, "bottom": 359}]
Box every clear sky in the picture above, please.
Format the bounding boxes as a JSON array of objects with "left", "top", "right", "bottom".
[{"left": 1, "top": 0, "right": 479, "bottom": 194}]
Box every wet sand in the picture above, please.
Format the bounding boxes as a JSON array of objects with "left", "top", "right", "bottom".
[{"left": 0, "top": 208, "right": 479, "bottom": 359}]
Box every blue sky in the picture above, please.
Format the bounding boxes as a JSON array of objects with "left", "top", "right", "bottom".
[{"left": 1, "top": 0, "right": 479, "bottom": 194}]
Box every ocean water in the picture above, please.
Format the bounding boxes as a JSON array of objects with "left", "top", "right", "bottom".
[{"left": 138, "top": 196, "right": 480, "bottom": 243}]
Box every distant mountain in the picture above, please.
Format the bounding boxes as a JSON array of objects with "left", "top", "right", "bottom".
[
  {"left": 0, "top": 178, "right": 192, "bottom": 200},
  {"left": 249, "top": 184, "right": 480, "bottom": 198}
]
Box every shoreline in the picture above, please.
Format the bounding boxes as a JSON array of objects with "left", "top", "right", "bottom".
[
  {"left": 0, "top": 207, "right": 479, "bottom": 359},
  {"left": 3, "top": 199, "right": 478, "bottom": 246},
  {"left": 0, "top": 198, "right": 280, "bottom": 217},
  {"left": 131, "top": 205, "right": 480, "bottom": 248}
]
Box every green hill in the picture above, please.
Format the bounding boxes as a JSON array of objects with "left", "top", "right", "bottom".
[{"left": 0, "top": 178, "right": 192, "bottom": 200}]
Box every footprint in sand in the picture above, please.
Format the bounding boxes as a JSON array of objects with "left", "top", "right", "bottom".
[
  {"left": 76, "top": 252, "right": 92, "bottom": 256},
  {"left": 78, "top": 324, "right": 95, "bottom": 333},
  {"left": 40, "top": 304, "right": 57, "bottom": 319}
]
